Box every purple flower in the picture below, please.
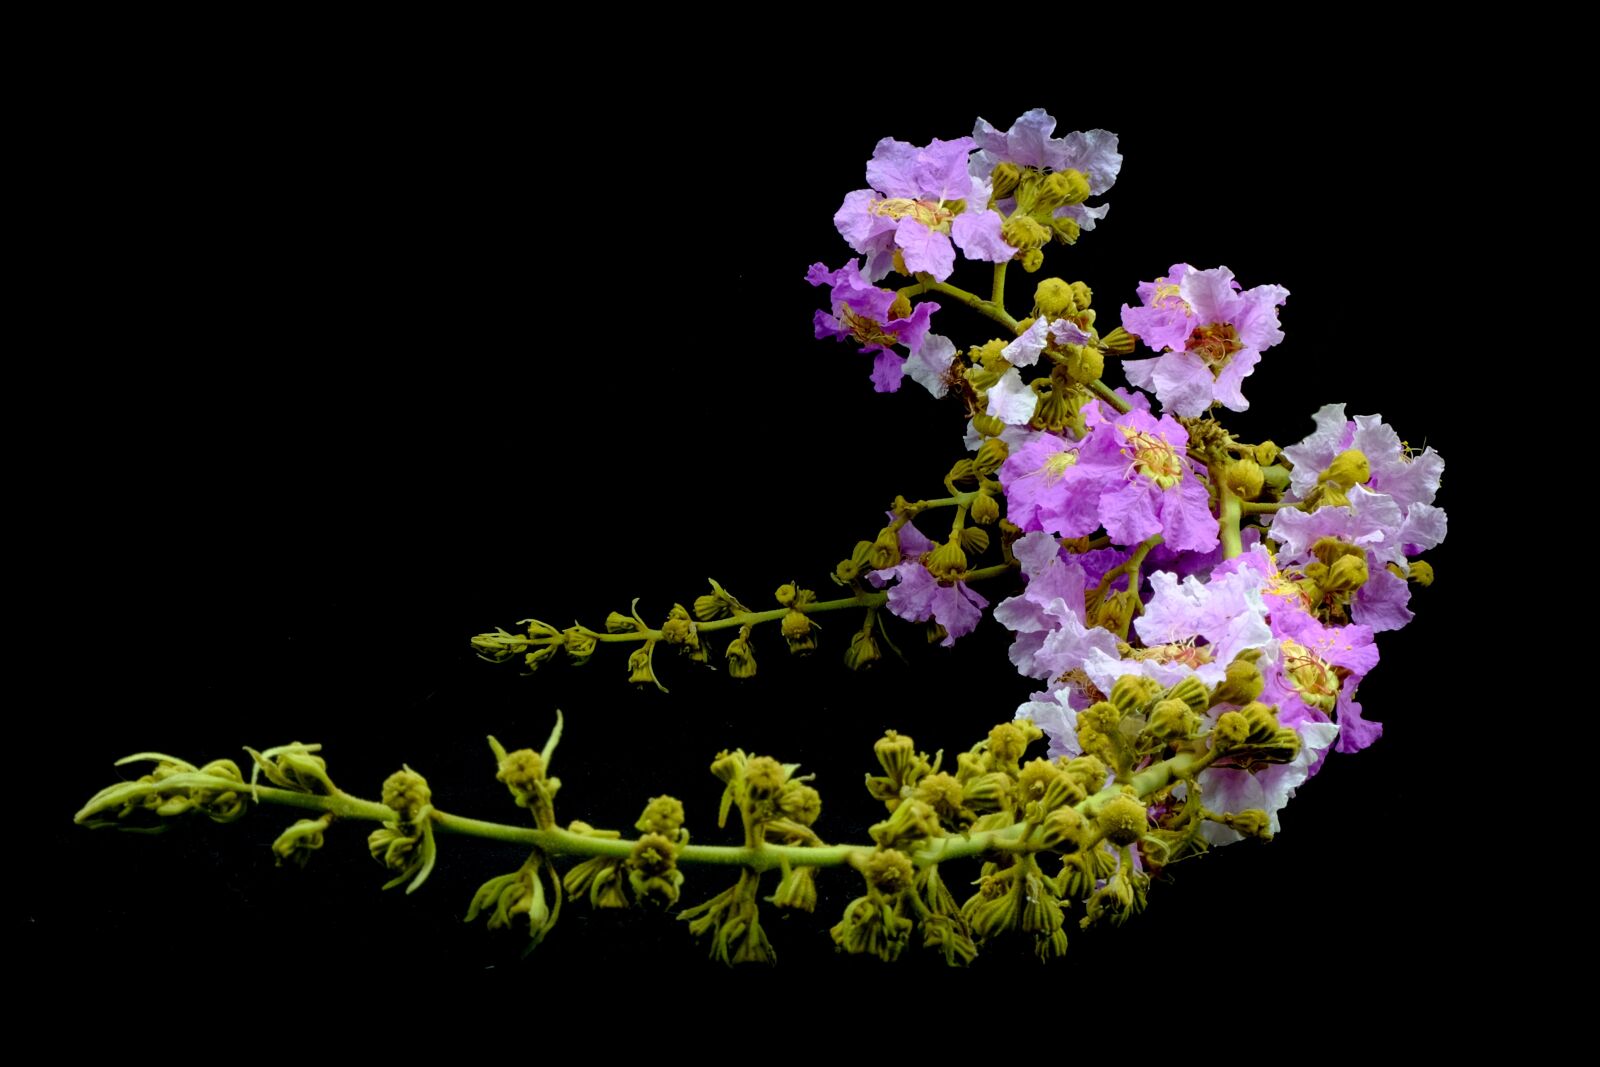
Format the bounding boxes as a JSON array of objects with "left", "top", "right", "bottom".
[
  {"left": 834, "top": 136, "right": 1014, "bottom": 283},
  {"left": 808, "top": 259, "right": 940, "bottom": 394},
  {"left": 998, "top": 406, "right": 1219, "bottom": 553},
  {"left": 1119, "top": 265, "right": 1289, "bottom": 417},
  {"left": 868, "top": 519, "right": 988, "bottom": 647},
  {"left": 970, "top": 109, "right": 1122, "bottom": 234},
  {"left": 1196, "top": 719, "right": 1340, "bottom": 845}
]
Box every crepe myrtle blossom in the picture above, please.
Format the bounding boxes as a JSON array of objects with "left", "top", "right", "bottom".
[
  {"left": 999, "top": 405, "right": 1219, "bottom": 553},
  {"left": 1119, "top": 264, "right": 1290, "bottom": 417},
  {"left": 834, "top": 135, "right": 1014, "bottom": 283},
  {"left": 1010, "top": 544, "right": 1273, "bottom": 759},
  {"left": 808, "top": 259, "right": 940, "bottom": 393},
  {"left": 1271, "top": 405, "right": 1447, "bottom": 630},
  {"left": 980, "top": 317, "right": 1096, "bottom": 427},
  {"left": 868, "top": 519, "right": 988, "bottom": 648},
  {"left": 1193, "top": 718, "right": 1340, "bottom": 845},
  {"left": 969, "top": 109, "right": 1122, "bottom": 235},
  {"left": 1216, "top": 548, "right": 1383, "bottom": 754}
]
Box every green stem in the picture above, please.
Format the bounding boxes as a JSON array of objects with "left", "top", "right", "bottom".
[
  {"left": 991, "top": 261, "right": 1007, "bottom": 310},
  {"left": 87, "top": 749, "right": 1202, "bottom": 871},
  {"left": 1240, "top": 499, "right": 1291, "bottom": 515},
  {"left": 915, "top": 274, "right": 1020, "bottom": 334},
  {"left": 1218, "top": 485, "right": 1243, "bottom": 559},
  {"left": 1087, "top": 379, "right": 1131, "bottom": 414}
]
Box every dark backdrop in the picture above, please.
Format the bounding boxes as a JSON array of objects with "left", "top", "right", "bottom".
[{"left": 25, "top": 76, "right": 1480, "bottom": 1000}]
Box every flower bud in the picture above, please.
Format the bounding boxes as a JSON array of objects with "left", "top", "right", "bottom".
[
  {"left": 1408, "top": 560, "right": 1434, "bottom": 586},
  {"left": 636, "top": 795, "right": 686, "bottom": 836},
  {"left": 990, "top": 162, "right": 1021, "bottom": 199},
  {"left": 1050, "top": 215, "right": 1080, "bottom": 245},
  {"left": 1164, "top": 675, "right": 1211, "bottom": 715},
  {"left": 869, "top": 527, "right": 902, "bottom": 570},
  {"left": 1221, "top": 457, "right": 1265, "bottom": 500},
  {"left": 1097, "top": 793, "right": 1148, "bottom": 846},
  {"left": 1038, "top": 805, "right": 1085, "bottom": 852},
  {"left": 768, "top": 865, "right": 818, "bottom": 912},
  {"left": 973, "top": 437, "right": 1009, "bottom": 476},
  {"left": 1060, "top": 343, "right": 1104, "bottom": 384},
  {"left": 1099, "top": 326, "right": 1136, "bottom": 354},
  {"left": 775, "top": 583, "right": 797, "bottom": 607},
  {"left": 1326, "top": 553, "right": 1369, "bottom": 592},
  {"left": 958, "top": 527, "right": 990, "bottom": 556},
  {"left": 1211, "top": 658, "right": 1265, "bottom": 707},
  {"left": 382, "top": 768, "right": 431, "bottom": 821},
  {"left": 778, "top": 782, "right": 822, "bottom": 826},
  {"left": 1110, "top": 675, "right": 1162, "bottom": 715},
  {"left": 862, "top": 849, "right": 915, "bottom": 896},
  {"left": 970, "top": 411, "right": 1006, "bottom": 437},
  {"left": 1021, "top": 248, "right": 1044, "bottom": 272},
  {"left": 924, "top": 539, "right": 968, "bottom": 581},
  {"left": 605, "top": 611, "right": 640, "bottom": 634},
  {"left": 1034, "top": 277, "right": 1077, "bottom": 319},
  {"left": 724, "top": 625, "right": 757, "bottom": 679},
  {"left": 562, "top": 627, "right": 597, "bottom": 666},
  {"left": 844, "top": 625, "right": 881, "bottom": 671},
  {"left": 1221, "top": 809, "right": 1273, "bottom": 840},
  {"left": 1320, "top": 449, "right": 1371, "bottom": 490},
  {"left": 1146, "top": 698, "right": 1200, "bottom": 741}
]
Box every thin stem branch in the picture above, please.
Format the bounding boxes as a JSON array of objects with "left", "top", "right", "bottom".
[{"left": 915, "top": 274, "right": 1020, "bottom": 334}]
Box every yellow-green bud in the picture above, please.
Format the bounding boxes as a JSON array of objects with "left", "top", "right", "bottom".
[
  {"left": 1164, "top": 675, "right": 1211, "bottom": 715},
  {"left": 962, "top": 771, "right": 1014, "bottom": 812},
  {"left": 709, "top": 749, "right": 745, "bottom": 786},
  {"left": 1034, "top": 277, "right": 1077, "bottom": 319},
  {"left": 1320, "top": 449, "right": 1371, "bottom": 490},
  {"left": 971, "top": 491, "right": 1001, "bottom": 525},
  {"left": 863, "top": 849, "right": 915, "bottom": 896},
  {"left": 1059, "top": 343, "right": 1104, "bottom": 384},
  {"left": 636, "top": 795, "right": 685, "bottom": 836},
  {"left": 1146, "top": 698, "right": 1200, "bottom": 741},
  {"left": 925, "top": 538, "right": 968, "bottom": 581},
  {"left": 1215, "top": 711, "right": 1250, "bottom": 746},
  {"left": 1064, "top": 755, "right": 1108, "bottom": 792},
  {"left": 958, "top": 526, "right": 990, "bottom": 556},
  {"left": 1326, "top": 553, "right": 1369, "bottom": 592},
  {"left": 562, "top": 627, "right": 597, "bottom": 665},
  {"left": 1003, "top": 215, "right": 1051, "bottom": 250},
  {"left": 768, "top": 865, "right": 818, "bottom": 912},
  {"left": 947, "top": 457, "right": 978, "bottom": 484},
  {"left": 744, "top": 756, "right": 785, "bottom": 804},
  {"left": 870, "top": 527, "right": 902, "bottom": 570},
  {"left": 272, "top": 814, "right": 332, "bottom": 868},
  {"left": 775, "top": 583, "right": 797, "bottom": 607},
  {"left": 988, "top": 721, "right": 1031, "bottom": 765},
  {"left": 381, "top": 768, "right": 432, "bottom": 820},
  {"left": 780, "top": 609, "right": 811, "bottom": 641},
  {"left": 1097, "top": 794, "right": 1148, "bottom": 846},
  {"left": 1239, "top": 701, "right": 1283, "bottom": 745},
  {"left": 605, "top": 611, "right": 640, "bottom": 634},
  {"left": 990, "top": 162, "right": 1021, "bottom": 199},
  {"left": 1050, "top": 215, "right": 1080, "bottom": 245},
  {"left": 1042, "top": 168, "right": 1090, "bottom": 207},
  {"left": 524, "top": 646, "right": 558, "bottom": 671},
  {"left": 1078, "top": 701, "right": 1121, "bottom": 737},
  {"left": 1017, "top": 757, "right": 1064, "bottom": 805},
  {"left": 495, "top": 749, "right": 544, "bottom": 801},
  {"left": 1022, "top": 248, "right": 1044, "bottom": 272},
  {"left": 844, "top": 625, "right": 881, "bottom": 671},
  {"left": 1222, "top": 809, "right": 1273, "bottom": 840},
  {"left": 627, "top": 833, "right": 683, "bottom": 907},
  {"left": 778, "top": 782, "right": 822, "bottom": 826},
  {"left": 974, "top": 437, "right": 1009, "bottom": 476},
  {"left": 913, "top": 772, "right": 968, "bottom": 827},
  {"left": 971, "top": 412, "right": 1006, "bottom": 437},
  {"left": 1070, "top": 281, "right": 1093, "bottom": 309},
  {"left": 725, "top": 625, "right": 756, "bottom": 679},
  {"left": 870, "top": 798, "right": 940, "bottom": 847},
  {"left": 874, "top": 731, "right": 917, "bottom": 779},
  {"left": 1221, "top": 457, "right": 1265, "bottom": 500},
  {"left": 1099, "top": 326, "right": 1136, "bottom": 355},
  {"left": 627, "top": 645, "right": 656, "bottom": 686},
  {"left": 1211, "top": 658, "right": 1265, "bottom": 707},
  {"left": 660, "top": 614, "right": 697, "bottom": 647},
  {"left": 1408, "top": 560, "right": 1434, "bottom": 586},
  {"left": 1255, "top": 440, "right": 1281, "bottom": 466},
  {"left": 1111, "top": 675, "right": 1163, "bottom": 715},
  {"left": 1039, "top": 805, "right": 1085, "bottom": 852}
]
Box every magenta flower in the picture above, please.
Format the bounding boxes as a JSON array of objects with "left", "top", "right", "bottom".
[
  {"left": 867, "top": 519, "right": 989, "bottom": 647},
  {"left": 998, "top": 406, "right": 1218, "bottom": 553},
  {"left": 1119, "top": 265, "right": 1289, "bottom": 417},
  {"left": 808, "top": 260, "right": 939, "bottom": 393},
  {"left": 970, "top": 108, "right": 1122, "bottom": 234},
  {"left": 834, "top": 136, "right": 1013, "bottom": 283}
]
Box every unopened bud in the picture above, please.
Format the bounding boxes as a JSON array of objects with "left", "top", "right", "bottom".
[
  {"left": 1320, "top": 450, "right": 1371, "bottom": 490},
  {"left": 1097, "top": 794, "right": 1148, "bottom": 846},
  {"left": 970, "top": 491, "right": 1001, "bottom": 525},
  {"left": 1408, "top": 560, "right": 1434, "bottom": 586}
]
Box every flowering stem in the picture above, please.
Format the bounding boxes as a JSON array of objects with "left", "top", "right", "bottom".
[
  {"left": 104, "top": 751, "right": 1202, "bottom": 871},
  {"left": 991, "top": 262, "right": 1007, "bottom": 310},
  {"left": 915, "top": 273, "right": 1020, "bottom": 334},
  {"left": 1087, "top": 379, "right": 1131, "bottom": 414},
  {"left": 1239, "top": 500, "right": 1291, "bottom": 514},
  {"left": 1218, "top": 485, "right": 1244, "bottom": 559}
]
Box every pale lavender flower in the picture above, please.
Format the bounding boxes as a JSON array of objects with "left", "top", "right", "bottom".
[
  {"left": 970, "top": 109, "right": 1122, "bottom": 233},
  {"left": 868, "top": 518, "right": 988, "bottom": 647},
  {"left": 808, "top": 259, "right": 940, "bottom": 394},
  {"left": 1120, "top": 265, "right": 1289, "bottom": 417}
]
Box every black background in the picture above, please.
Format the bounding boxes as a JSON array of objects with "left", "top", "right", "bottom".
[{"left": 24, "top": 68, "right": 1482, "bottom": 1002}]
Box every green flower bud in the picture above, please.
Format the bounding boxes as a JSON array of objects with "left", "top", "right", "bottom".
[
  {"left": 744, "top": 756, "right": 786, "bottom": 804},
  {"left": 524, "top": 646, "right": 559, "bottom": 671},
  {"left": 1003, "top": 215, "right": 1051, "bottom": 251},
  {"left": 778, "top": 782, "right": 822, "bottom": 826},
  {"left": 1021, "top": 248, "right": 1044, "bottom": 272},
  {"left": 1221, "top": 457, "right": 1265, "bottom": 500},
  {"left": 970, "top": 491, "right": 1001, "bottom": 526},
  {"left": 1408, "top": 560, "right": 1434, "bottom": 586},
  {"left": 660, "top": 613, "right": 698, "bottom": 647},
  {"left": 1099, "top": 325, "right": 1136, "bottom": 354},
  {"left": 1220, "top": 809, "right": 1273, "bottom": 840},
  {"left": 636, "top": 795, "right": 686, "bottom": 836},
  {"left": 1064, "top": 755, "right": 1108, "bottom": 793},
  {"left": 863, "top": 849, "right": 916, "bottom": 896},
  {"left": 870, "top": 798, "right": 941, "bottom": 847},
  {"left": 1098, "top": 793, "right": 1149, "bottom": 846},
  {"left": 605, "top": 611, "right": 640, "bottom": 634},
  {"left": 627, "top": 645, "right": 657, "bottom": 687},
  {"left": 271, "top": 813, "right": 333, "bottom": 868},
  {"left": 775, "top": 582, "right": 797, "bottom": 607},
  {"left": 627, "top": 833, "right": 683, "bottom": 907},
  {"left": 1211, "top": 658, "right": 1265, "bottom": 707},
  {"left": 1050, "top": 215, "right": 1080, "bottom": 245},
  {"left": 925, "top": 539, "right": 969, "bottom": 581},
  {"left": 1110, "top": 675, "right": 1163, "bottom": 715},
  {"left": 781, "top": 609, "right": 817, "bottom": 653},
  {"left": 1164, "top": 675, "right": 1211, "bottom": 715},
  {"left": 988, "top": 721, "right": 1034, "bottom": 766},
  {"left": 381, "top": 768, "right": 431, "bottom": 821},
  {"left": 1042, "top": 168, "right": 1090, "bottom": 207},
  {"left": 844, "top": 624, "right": 881, "bottom": 671},
  {"left": 1059, "top": 343, "right": 1104, "bottom": 384},
  {"left": 874, "top": 730, "right": 917, "bottom": 780},
  {"left": 962, "top": 771, "right": 1014, "bottom": 812},
  {"left": 1326, "top": 553, "right": 1369, "bottom": 592},
  {"left": 1320, "top": 449, "right": 1371, "bottom": 490},
  {"left": 1215, "top": 711, "right": 1250, "bottom": 746},
  {"left": 1255, "top": 440, "right": 1281, "bottom": 466},
  {"left": 912, "top": 772, "right": 970, "bottom": 829},
  {"left": 1146, "top": 698, "right": 1200, "bottom": 741},
  {"left": 974, "top": 437, "right": 1009, "bottom": 476},
  {"left": 958, "top": 526, "right": 990, "bottom": 556},
  {"left": 768, "top": 865, "right": 818, "bottom": 912},
  {"left": 725, "top": 625, "right": 756, "bottom": 678},
  {"left": 990, "top": 162, "right": 1021, "bottom": 199},
  {"left": 870, "top": 527, "right": 903, "bottom": 570},
  {"left": 1034, "top": 277, "right": 1077, "bottom": 319},
  {"left": 561, "top": 627, "right": 597, "bottom": 666},
  {"left": 495, "top": 749, "right": 544, "bottom": 802},
  {"left": 1070, "top": 281, "right": 1093, "bottom": 309},
  {"left": 1039, "top": 805, "right": 1085, "bottom": 852},
  {"left": 970, "top": 411, "right": 1006, "bottom": 437},
  {"left": 709, "top": 749, "right": 745, "bottom": 786}
]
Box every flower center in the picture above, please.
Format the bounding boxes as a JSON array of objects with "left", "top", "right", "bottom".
[
  {"left": 1185, "top": 322, "right": 1244, "bottom": 371},
  {"left": 1119, "top": 426, "right": 1185, "bottom": 489},
  {"left": 870, "top": 196, "right": 955, "bottom": 231},
  {"left": 1027, "top": 446, "right": 1079, "bottom": 486},
  {"left": 1152, "top": 277, "right": 1191, "bottom": 313},
  {"left": 1281, "top": 638, "right": 1339, "bottom": 714},
  {"left": 839, "top": 306, "right": 899, "bottom": 349},
  {"left": 1130, "top": 640, "right": 1212, "bottom": 669}
]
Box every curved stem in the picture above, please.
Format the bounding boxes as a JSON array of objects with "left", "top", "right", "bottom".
[
  {"left": 1087, "top": 379, "right": 1131, "bottom": 414},
  {"left": 915, "top": 274, "right": 1020, "bottom": 334},
  {"left": 1218, "top": 485, "right": 1243, "bottom": 559}
]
